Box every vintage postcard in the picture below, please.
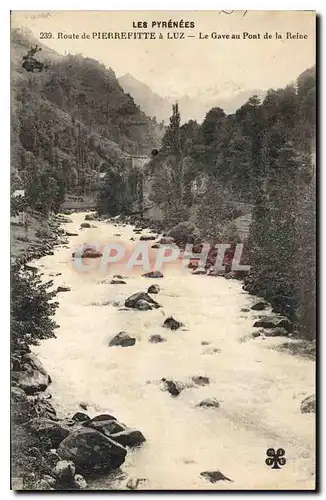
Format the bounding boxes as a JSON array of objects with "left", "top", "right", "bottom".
[{"left": 10, "top": 10, "right": 316, "bottom": 491}]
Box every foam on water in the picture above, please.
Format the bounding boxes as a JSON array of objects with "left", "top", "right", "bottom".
[{"left": 33, "top": 213, "right": 315, "bottom": 490}]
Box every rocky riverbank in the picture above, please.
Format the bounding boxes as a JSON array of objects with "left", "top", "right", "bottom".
[{"left": 11, "top": 211, "right": 149, "bottom": 491}]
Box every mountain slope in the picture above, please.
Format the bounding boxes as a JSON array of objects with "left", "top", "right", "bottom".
[
  {"left": 118, "top": 73, "right": 266, "bottom": 123},
  {"left": 11, "top": 27, "right": 163, "bottom": 210}
]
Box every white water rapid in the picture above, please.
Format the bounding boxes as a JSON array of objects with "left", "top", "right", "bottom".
[{"left": 32, "top": 212, "right": 315, "bottom": 490}]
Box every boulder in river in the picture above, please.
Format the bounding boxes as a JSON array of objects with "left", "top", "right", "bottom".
[
  {"left": 142, "top": 271, "right": 164, "bottom": 278},
  {"left": 110, "top": 279, "right": 127, "bottom": 285},
  {"left": 125, "top": 291, "right": 161, "bottom": 309},
  {"left": 109, "top": 331, "right": 136, "bottom": 347},
  {"left": 57, "top": 286, "right": 71, "bottom": 293},
  {"left": 192, "top": 268, "right": 207, "bottom": 275},
  {"left": 253, "top": 316, "right": 293, "bottom": 332},
  {"left": 251, "top": 301, "right": 268, "bottom": 311},
  {"left": 81, "top": 247, "right": 103, "bottom": 258},
  {"left": 65, "top": 232, "right": 78, "bottom": 237},
  {"left": 198, "top": 398, "right": 220, "bottom": 409},
  {"left": 135, "top": 299, "right": 153, "bottom": 310},
  {"left": 163, "top": 316, "right": 184, "bottom": 330},
  {"left": 192, "top": 375, "right": 210, "bottom": 386},
  {"left": 85, "top": 213, "right": 98, "bottom": 221},
  {"left": 57, "top": 427, "right": 127, "bottom": 474},
  {"left": 27, "top": 417, "right": 70, "bottom": 448},
  {"left": 80, "top": 223, "right": 91, "bottom": 229},
  {"left": 159, "top": 236, "right": 175, "bottom": 245},
  {"left": 162, "top": 378, "right": 183, "bottom": 396},
  {"left": 110, "top": 429, "right": 146, "bottom": 448},
  {"left": 148, "top": 284, "right": 160, "bottom": 294},
  {"left": 140, "top": 235, "right": 156, "bottom": 241},
  {"left": 300, "top": 394, "right": 315, "bottom": 414},
  {"left": 202, "top": 347, "right": 222, "bottom": 355},
  {"left": 263, "top": 327, "right": 289, "bottom": 337},
  {"left": 200, "top": 470, "right": 232, "bottom": 483},
  {"left": 149, "top": 334, "right": 167, "bottom": 344},
  {"left": 151, "top": 243, "right": 160, "bottom": 249}
]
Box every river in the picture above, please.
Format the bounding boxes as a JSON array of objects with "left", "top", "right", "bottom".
[{"left": 32, "top": 212, "right": 315, "bottom": 490}]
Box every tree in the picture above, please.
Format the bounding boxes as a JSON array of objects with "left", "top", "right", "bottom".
[{"left": 11, "top": 265, "right": 58, "bottom": 357}]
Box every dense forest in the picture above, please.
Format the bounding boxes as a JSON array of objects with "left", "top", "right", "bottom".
[
  {"left": 11, "top": 27, "right": 163, "bottom": 214},
  {"left": 146, "top": 66, "right": 316, "bottom": 340}
]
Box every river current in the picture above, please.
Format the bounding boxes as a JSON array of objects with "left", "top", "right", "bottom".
[{"left": 32, "top": 212, "right": 315, "bottom": 490}]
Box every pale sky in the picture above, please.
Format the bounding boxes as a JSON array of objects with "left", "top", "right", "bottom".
[{"left": 11, "top": 10, "right": 316, "bottom": 98}]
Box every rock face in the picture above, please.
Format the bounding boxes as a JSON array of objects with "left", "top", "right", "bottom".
[
  {"left": 125, "top": 291, "right": 161, "bottom": 310},
  {"left": 163, "top": 316, "right": 184, "bottom": 330},
  {"left": 109, "top": 331, "right": 136, "bottom": 347},
  {"left": 251, "top": 301, "right": 268, "bottom": 311},
  {"left": 200, "top": 470, "right": 232, "bottom": 483},
  {"left": 27, "top": 418, "right": 70, "bottom": 447},
  {"left": 110, "top": 429, "right": 146, "bottom": 448},
  {"left": 300, "top": 394, "right": 316, "bottom": 413},
  {"left": 57, "top": 427, "right": 127, "bottom": 474},
  {"left": 142, "top": 271, "right": 164, "bottom": 278},
  {"left": 253, "top": 316, "right": 293, "bottom": 332},
  {"left": 149, "top": 334, "right": 167, "bottom": 343},
  {"left": 148, "top": 284, "right": 160, "bottom": 294},
  {"left": 198, "top": 398, "right": 220, "bottom": 408}
]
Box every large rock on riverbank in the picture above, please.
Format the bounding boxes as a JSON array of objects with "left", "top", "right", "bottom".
[
  {"left": 253, "top": 316, "right": 293, "bottom": 333},
  {"left": 57, "top": 427, "right": 127, "bottom": 474},
  {"left": 12, "top": 355, "right": 51, "bottom": 395},
  {"left": 27, "top": 418, "right": 70, "bottom": 448},
  {"left": 167, "top": 221, "right": 200, "bottom": 245}
]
